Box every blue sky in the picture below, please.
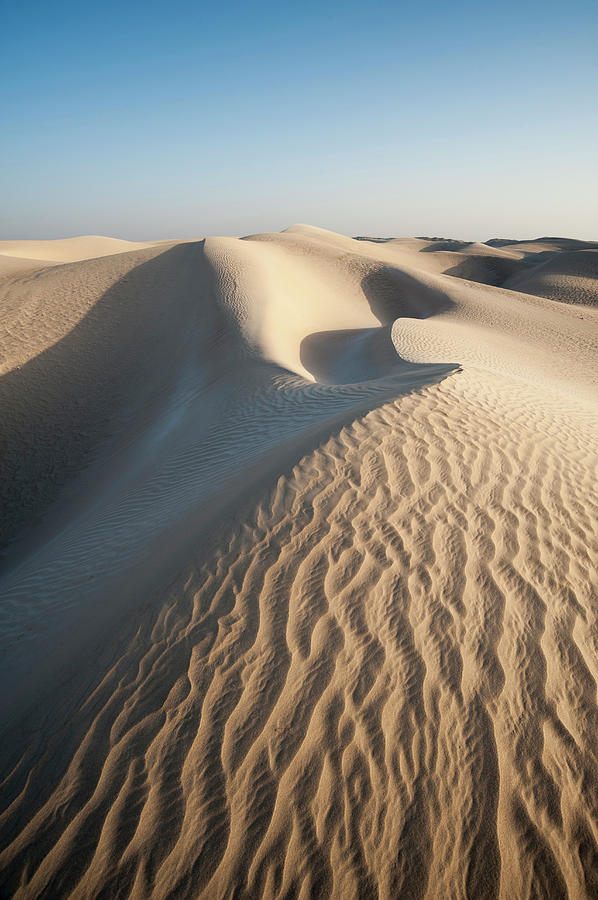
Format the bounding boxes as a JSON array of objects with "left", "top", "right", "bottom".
[{"left": 2, "top": 0, "right": 597, "bottom": 240}]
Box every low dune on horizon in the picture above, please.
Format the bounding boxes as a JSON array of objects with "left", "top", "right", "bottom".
[{"left": 0, "top": 224, "right": 597, "bottom": 898}]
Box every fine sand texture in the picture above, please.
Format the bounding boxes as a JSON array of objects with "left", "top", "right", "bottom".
[{"left": 0, "top": 226, "right": 597, "bottom": 898}]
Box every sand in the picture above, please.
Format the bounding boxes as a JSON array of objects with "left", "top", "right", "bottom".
[{"left": 0, "top": 226, "right": 597, "bottom": 898}]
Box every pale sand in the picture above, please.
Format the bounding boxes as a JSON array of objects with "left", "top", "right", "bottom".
[{"left": 0, "top": 226, "right": 597, "bottom": 898}]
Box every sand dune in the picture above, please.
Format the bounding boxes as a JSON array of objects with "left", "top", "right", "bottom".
[
  {"left": 0, "top": 235, "right": 157, "bottom": 263},
  {"left": 503, "top": 250, "right": 598, "bottom": 306},
  {"left": 0, "top": 237, "right": 160, "bottom": 283},
  {"left": 0, "top": 226, "right": 597, "bottom": 898}
]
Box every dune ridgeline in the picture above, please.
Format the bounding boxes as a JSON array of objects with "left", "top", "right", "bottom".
[{"left": 1, "top": 225, "right": 597, "bottom": 899}]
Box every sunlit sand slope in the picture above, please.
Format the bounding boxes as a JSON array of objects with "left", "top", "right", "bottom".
[{"left": 0, "top": 226, "right": 597, "bottom": 899}]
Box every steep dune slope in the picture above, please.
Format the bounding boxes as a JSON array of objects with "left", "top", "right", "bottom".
[
  {"left": 0, "top": 243, "right": 211, "bottom": 551},
  {"left": 0, "top": 227, "right": 597, "bottom": 899}
]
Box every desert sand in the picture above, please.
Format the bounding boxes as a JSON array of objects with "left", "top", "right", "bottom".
[{"left": 0, "top": 225, "right": 597, "bottom": 898}]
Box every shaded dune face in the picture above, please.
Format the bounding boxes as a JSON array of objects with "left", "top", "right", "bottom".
[
  {"left": 0, "top": 243, "right": 209, "bottom": 553},
  {"left": 503, "top": 250, "right": 598, "bottom": 306},
  {"left": 0, "top": 227, "right": 597, "bottom": 899}
]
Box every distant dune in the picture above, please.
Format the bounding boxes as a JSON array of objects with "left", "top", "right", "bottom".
[
  {"left": 0, "top": 226, "right": 597, "bottom": 899},
  {"left": 0, "top": 236, "right": 161, "bottom": 282}
]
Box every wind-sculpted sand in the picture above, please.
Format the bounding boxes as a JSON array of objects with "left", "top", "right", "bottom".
[{"left": 0, "top": 226, "right": 597, "bottom": 898}]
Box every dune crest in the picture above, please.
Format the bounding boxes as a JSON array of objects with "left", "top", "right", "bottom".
[{"left": 0, "top": 226, "right": 597, "bottom": 899}]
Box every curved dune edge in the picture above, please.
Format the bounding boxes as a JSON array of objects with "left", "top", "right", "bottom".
[{"left": 0, "top": 226, "right": 597, "bottom": 898}]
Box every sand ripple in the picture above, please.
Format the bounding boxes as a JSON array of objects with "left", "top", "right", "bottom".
[{"left": 1, "top": 227, "right": 597, "bottom": 898}]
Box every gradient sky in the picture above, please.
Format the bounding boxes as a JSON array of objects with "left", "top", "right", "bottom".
[{"left": 2, "top": 0, "right": 597, "bottom": 241}]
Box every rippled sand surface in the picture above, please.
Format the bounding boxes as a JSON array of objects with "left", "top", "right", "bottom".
[{"left": 1, "top": 226, "right": 597, "bottom": 898}]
